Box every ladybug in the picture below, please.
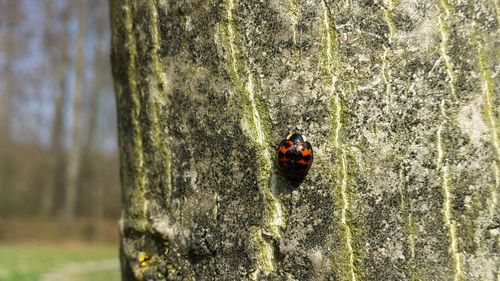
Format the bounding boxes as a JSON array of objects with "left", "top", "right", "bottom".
[{"left": 277, "top": 133, "right": 313, "bottom": 181}]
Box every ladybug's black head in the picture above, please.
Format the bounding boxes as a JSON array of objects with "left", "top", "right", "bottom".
[{"left": 287, "top": 133, "right": 305, "bottom": 143}]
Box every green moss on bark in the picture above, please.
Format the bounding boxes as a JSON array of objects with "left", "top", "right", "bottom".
[{"left": 110, "top": 0, "right": 500, "bottom": 280}]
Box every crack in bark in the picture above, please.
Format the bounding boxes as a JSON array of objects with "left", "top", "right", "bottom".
[
  {"left": 124, "top": 0, "right": 148, "bottom": 230},
  {"left": 382, "top": 4, "right": 420, "bottom": 279},
  {"left": 397, "top": 170, "right": 416, "bottom": 262},
  {"left": 223, "top": 0, "right": 284, "bottom": 277},
  {"left": 226, "top": 0, "right": 240, "bottom": 79},
  {"left": 382, "top": 0, "right": 396, "bottom": 40},
  {"left": 437, "top": 0, "right": 456, "bottom": 97},
  {"left": 321, "top": 2, "right": 357, "bottom": 280},
  {"left": 437, "top": 100, "right": 463, "bottom": 281},
  {"left": 287, "top": 0, "right": 300, "bottom": 46},
  {"left": 477, "top": 40, "right": 499, "bottom": 218},
  {"left": 146, "top": 0, "right": 173, "bottom": 208},
  {"left": 435, "top": 2, "right": 464, "bottom": 279}
]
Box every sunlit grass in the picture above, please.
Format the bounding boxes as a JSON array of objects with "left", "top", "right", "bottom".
[{"left": 0, "top": 244, "right": 118, "bottom": 281}]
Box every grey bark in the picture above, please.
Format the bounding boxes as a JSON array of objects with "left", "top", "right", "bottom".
[{"left": 110, "top": 0, "right": 499, "bottom": 280}]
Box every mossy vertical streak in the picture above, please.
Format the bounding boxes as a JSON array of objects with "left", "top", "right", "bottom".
[
  {"left": 436, "top": 100, "right": 463, "bottom": 281},
  {"left": 436, "top": 2, "right": 463, "bottom": 278},
  {"left": 381, "top": 48, "right": 390, "bottom": 114},
  {"left": 477, "top": 41, "right": 499, "bottom": 217},
  {"left": 321, "top": 1, "right": 341, "bottom": 146},
  {"left": 382, "top": 3, "right": 419, "bottom": 279},
  {"left": 146, "top": 0, "right": 173, "bottom": 206},
  {"left": 287, "top": 0, "right": 300, "bottom": 47},
  {"left": 321, "top": 2, "right": 357, "bottom": 280},
  {"left": 437, "top": 0, "right": 456, "bottom": 97},
  {"left": 223, "top": 0, "right": 284, "bottom": 276},
  {"left": 226, "top": 0, "right": 240, "bottom": 79},
  {"left": 382, "top": 0, "right": 396, "bottom": 40},
  {"left": 247, "top": 75, "right": 284, "bottom": 237},
  {"left": 381, "top": 0, "right": 396, "bottom": 113},
  {"left": 397, "top": 168, "right": 419, "bottom": 278},
  {"left": 123, "top": 0, "right": 148, "bottom": 230},
  {"left": 340, "top": 151, "right": 356, "bottom": 281},
  {"left": 243, "top": 71, "right": 282, "bottom": 277}
]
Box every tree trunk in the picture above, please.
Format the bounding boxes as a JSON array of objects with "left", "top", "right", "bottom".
[
  {"left": 40, "top": 87, "right": 67, "bottom": 217},
  {"left": 0, "top": 37, "right": 13, "bottom": 198},
  {"left": 84, "top": 37, "right": 106, "bottom": 241},
  {"left": 110, "top": 0, "right": 499, "bottom": 280},
  {"left": 39, "top": 0, "right": 69, "bottom": 217},
  {"left": 0, "top": 37, "right": 13, "bottom": 145},
  {"left": 0, "top": 1, "right": 20, "bottom": 201},
  {"left": 61, "top": 0, "right": 86, "bottom": 231}
]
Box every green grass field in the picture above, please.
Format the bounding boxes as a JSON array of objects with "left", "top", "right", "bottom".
[{"left": 0, "top": 244, "right": 119, "bottom": 281}]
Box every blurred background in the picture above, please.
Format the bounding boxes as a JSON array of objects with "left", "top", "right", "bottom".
[{"left": 0, "top": 0, "right": 120, "bottom": 280}]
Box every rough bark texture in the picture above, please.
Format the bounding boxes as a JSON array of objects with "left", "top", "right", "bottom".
[{"left": 110, "top": 0, "right": 499, "bottom": 280}]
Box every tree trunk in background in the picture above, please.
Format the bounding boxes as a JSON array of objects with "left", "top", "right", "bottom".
[
  {"left": 0, "top": 40, "right": 13, "bottom": 145},
  {"left": 84, "top": 48, "right": 105, "bottom": 241},
  {"left": 0, "top": 38, "right": 13, "bottom": 197},
  {"left": 40, "top": 88, "right": 67, "bottom": 217},
  {"left": 51, "top": 17, "right": 71, "bottom": 214},
  {"left": 110, "top": 0, "right": 499, "bottom": 280},
  {"left": 61, "top": 0, "right": 86, "bottom": 231},
  {"left": 0, "top": 1, "right": 19, "bottom": 202},
  {"left": 79, "top": 0, "right": 110, "bottom": 241},
  {"left": 80, "top": 80, "right": 102, "bottom": 240},
  {"left": 39, "top": 0, "right": 69, "bottom": 217}
]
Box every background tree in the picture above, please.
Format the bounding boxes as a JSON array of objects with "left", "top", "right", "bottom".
[
  {"left": 110, "top": 0, "right": 499, "bottom": 280},
  {"left": 0, "top": 0, "right": 120, "bottom": 243},
  {"left": 81, "top": 0, "right": 113, "bottom": 241},
  {"left": 39, "top": 0, "right": 71, "bottom": 217},
  {"left": 0, "top": 0, "right": 23, "bottom": 205},
  {"left": 60, "top": 0, "right": 86, "bottom": 232}
]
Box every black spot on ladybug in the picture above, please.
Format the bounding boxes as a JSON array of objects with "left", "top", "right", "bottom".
[{"left": 277, "top": 133, "right": 313, "bottom": 181}]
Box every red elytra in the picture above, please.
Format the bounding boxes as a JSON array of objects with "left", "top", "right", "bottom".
[{"left": 277, "top": 133, "right": 313, "bottom": 181}]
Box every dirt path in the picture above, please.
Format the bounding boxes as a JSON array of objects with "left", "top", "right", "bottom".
[{"left": 39, "top": 258, "right": 119, "bottom": 281}]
